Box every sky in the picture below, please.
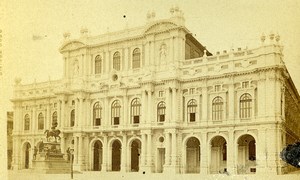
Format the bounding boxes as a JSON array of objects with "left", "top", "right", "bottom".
[{"left": 1, "top": 0, "right": 300, "bottom": 112}]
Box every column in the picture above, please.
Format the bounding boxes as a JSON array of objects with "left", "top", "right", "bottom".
[
  {"left": 228, "top": 83, "right": 234, "bottom": 123},
  {"left": 256, "top": 129, "right": 267, "bottom": 174},
  {"left": 104, "top": 98, "right": 109, "bottom": 127},
  {"left": 102, "top": 135, "right": 108, "bottom": 172},
  {"left": 202, "top": 87, "right": 208, "bottom": 123},
  {"left": 123, "top": 95, "right": 128, "bottom": 126},
  {"left": 57, "top": 100, "right": 61, "bottom": 128},
  {"left": 46, "top": 103, "right": 50, "bottom": 129},
  {"left": 165, "top": 132, "right": 170, "bottom": 165},
  {"left": 78, "top": 135, "right": 83, "bottom": 169},
  {"left": 75, "top": 99, "right": 79, "bottom": 127},
  {"left": 61, "top": 99, "right": 65, "bottom": 128},
  {"left": 227, "top": 129, "right": 235, "bottom": 174},
  {"left": 172, "top": 88, "right": 177, "bottom": 123},
  {"left": 166, "top": 88, "right": 170, "bottom": 123},
  {"left": 74, "top": 137, "right": 78, "bottom": 164},
  {"left": 32, "top": 105, "right": 36, "bottom": 133},
  {"left": 78, "top": 98, "right": 83, "bottom": 128},
  {"left": 141, "top": 133, "right": 146, "bottom": 167},
  {"left": 150, "top": 40, "right": 154, "bottom": 66},
  {"left": 147, "top": 90, "right": 152, "bottom": 125},
  {"left": 121, "top": 134, "right": 127, "bottom": 172},
  {"left": 147, "top": 132, "right": 152, "bottom": 167},
  {"left": 171, "top": 131, "right": 177, "bottom": 167},
  {"left": 145, "top": 42, "right": 150, "bottom": 66},
  {"left": 169, "top": 37, "right": 174, "bottom": 62},
  {"left": 200, "top": 132, "right": 208, "bottom": 174},
  {"left": 141, "top": 90, "right": 147, "bottom": 124},
  {"left": 105, "top": 51, "right": 110, "bottom": 73}
]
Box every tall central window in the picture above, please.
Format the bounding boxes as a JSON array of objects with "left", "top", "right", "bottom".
[
  {"left": 24, "top": 114, "right": 30, "bottom": 130},
  {"left": 132, "top": 48, "right": 141, "bottom": 69},
  {"left": 157, "top": 101, "right": 166, "bottom": 122},
  {"left": 240, "top": 93, "right": 252, "bottom": 119},
  {"left": 70, "top": 109, "right": 75, "bottom": 127},
  {"left": 111, "top": 100, "right": 121, "bottom": 125},
  {"left": 93, "top": 102, "right": 102, "bottom": 126},
  {"left": 95, "top": 55, "right": 102, "bottom": 74},
  {"left": 187, "top": 99, "right": 197, "bottom": 122},
  {"left": 113, "top": 51, "right": 121, "bottom": 71},
  {"left": 38, "top": 113, "right": 44, "bottom": 130},
  {"left": 212, "top": 96, "right": 223, "bottom": 121},
  {"left": 131, "top": 98, "right": 141, "bottom": 124}
]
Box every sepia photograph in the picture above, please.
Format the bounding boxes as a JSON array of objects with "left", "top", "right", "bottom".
[{"left": 1, "top": 0, "right": 300, "bottom": 179}]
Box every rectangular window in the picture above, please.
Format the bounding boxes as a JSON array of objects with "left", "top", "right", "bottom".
[
  {"left": 114, "top": 117, "right": 119, "bottom": 125},
  {"left": 95, "top": 118, "right": 101, "bottom": 126},
  {"left": 159, "top": 115, "right": 165, "bottom": 122},
  {"left": 133, "top": 116, "right": 140, "bottom": 124},
  {"left": 190, "top": 88, "right": 195, "bottom": 94},
  {"left": 159, "top": 91, "right": 164, "bottom": 97},
  {"left": 242, "top": 81, "right": 249, "bottom": 88},
  {"left": 215, "top": 85, "right": 221, "bottom": 92},
  {"left": 190, "top": 113, "right": 196, "bottom": 122}
]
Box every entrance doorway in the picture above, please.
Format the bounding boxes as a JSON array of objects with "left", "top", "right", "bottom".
[
  {"left": 237, "top": 134, "right": 256, "bottom": 174},
  {"left": 157, "top": 148, "right": 165, "bottom": 173},
  {"left": 112, "top": 140, "right": 121, "bottom": 171},
  {"left": 93, "top": 140, "right": 102, "bottom": 171},
  {"left": 210, "top": 136, "right": 227, "bottom": 174},
  {"left": 131, "top": 140, "right": 141, "bottom": 172},
  {"left": 186, "top": 137, "right": 200, "bottom": 173},
  {"left": 24, "top": 143, "right": 31, "bottom": 169}
]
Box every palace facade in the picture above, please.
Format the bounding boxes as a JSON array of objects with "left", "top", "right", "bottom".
[{"left": 11, "top": 7, "right": 300, "bottom": 175}]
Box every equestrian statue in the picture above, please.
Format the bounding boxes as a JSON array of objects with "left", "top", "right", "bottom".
[{"left": 44, "top": 121, "right": 61, "bottom": 142}]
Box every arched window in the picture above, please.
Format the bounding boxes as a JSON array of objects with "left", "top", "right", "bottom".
[
  {"left": 113, "top": 51, "right": 121, "bottom": 71},
  {"left": 131, "top": 98, "right": 141, "bottom": 124},
  {"left": 240, "top": 93, "right": 252, "bottom": 119},
  {"left": 95, "top": 55, "right": 102, "bottom": 74},
  {"left": 212, "top": 96, "right": 223, "bottom": 121},
  {"left": 93, "top": 102, "right": 102, "bottom": 126},
  {"left": 24, "top": 114, "right": 30, "bottom": 130},
  {"left": 38, "top": 113, "right": 44, "bottom": 130},
  {"left": 157, "top": 101, "right": 166, "bottom": 122},
  {"left": 52, "top": 111, "right": 58, "bottom": 128},
  {"left": 132, "top": 48, "right": 141, "bottom": 69},
  {"left": 187, "top": 99, "right": 197, "bottom": 122},
  {"left": 111, "top": 100, "right": 121, "bottom": 125},
  {"left": 70, "top": 109, "right": 75, "bottom": 127}
]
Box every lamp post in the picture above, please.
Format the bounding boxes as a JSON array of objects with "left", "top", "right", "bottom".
[{"left": 70, "top": 147, "right": 74, "bottom": 179}]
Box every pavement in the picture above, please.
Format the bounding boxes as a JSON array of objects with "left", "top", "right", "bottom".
[{"left": 7, "top": 170, "right": 300, "bottom": 180}]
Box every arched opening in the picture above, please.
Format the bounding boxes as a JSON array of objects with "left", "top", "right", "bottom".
[
  {"left": 186, "top": 137, "right": 200, "bottom": 173},
  {"left": 237, "top": 134, "right": 256, "bottom": 174},
  {"left": 112, "top": 140, "right": 121, "bottom": 171},
  {"left": 24, "top": 142, "right": 31, "bottom": 169},
  {"left": 210, "top": 136, "right": 227, "bottom": 174},
  {"left": 93, "top": 140, "right": 103, "bottom": 171},
  {"left": 130, "top": 139, "right": 141, "bottom": 172}
]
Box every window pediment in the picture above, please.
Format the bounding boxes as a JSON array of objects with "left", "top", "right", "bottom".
[
  {"left": 59, "top": 41, "right": 86, "bottom": 52},
  {"left": 144, "top": 21, "right": 178, "bottom": 34}
]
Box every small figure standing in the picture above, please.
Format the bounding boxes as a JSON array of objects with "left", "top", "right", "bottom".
[
  {"left": 66, "top": 147, "right": 71, "bottom": 161},
  {"left": 33, "top": 146, "right": 38, "bottom": 160}
]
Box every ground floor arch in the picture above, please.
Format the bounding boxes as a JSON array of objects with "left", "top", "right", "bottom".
[
  {"left": 237, "top": 134, "right": 256, "bottom": 174},
  {"left": 130, "top": 139, "right": 141, "bottom": 172},
  {"left": 210, "top": 136, "right": 227, "bottom": 174},
  {"left": 23, "top": 142, "right": 31, "bottom": 169},
  {"left": 111, "top": 140, "right": 122, "bottom": 171},
  {"left": 93, "top": 140, "right": 103, "bottom": 171},
  {"left": 186, "top": 137, "right": 200, "bottom": 173}
]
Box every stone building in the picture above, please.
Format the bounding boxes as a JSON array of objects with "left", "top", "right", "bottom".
[{"left": 11, "top": 7, "right": 300, "bottom": 175}]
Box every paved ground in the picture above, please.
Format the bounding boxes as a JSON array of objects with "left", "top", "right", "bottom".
[{"left": 7, "top": 170, "right": 300, "bottom": 180}]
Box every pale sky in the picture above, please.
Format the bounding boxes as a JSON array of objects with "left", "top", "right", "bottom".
[{"left": 2, "top": 0, "right": 300, "bottom": 112}]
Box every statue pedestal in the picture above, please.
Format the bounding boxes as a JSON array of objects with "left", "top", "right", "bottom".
[{"left": 32, "top": 141, "right": 71, "bottom": 174}]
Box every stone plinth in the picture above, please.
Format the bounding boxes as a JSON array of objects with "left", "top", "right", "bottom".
[{"left": 32, "top": 141, "right": 71, "bottom": 174}]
